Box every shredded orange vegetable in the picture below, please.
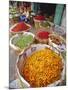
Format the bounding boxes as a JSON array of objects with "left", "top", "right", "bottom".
[{"left": 21, "top": 48, "right": 63, "bottom": 87}]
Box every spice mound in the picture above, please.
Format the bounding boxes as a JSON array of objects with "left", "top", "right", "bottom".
[
  {"left": 11, "top": 22, "right": 30, "bottom": 32},
  {"left": 36, "top": 31, "right": 50, "bottom": 43},
  {"left": 21, "top": 48, "right": 63, "bottom": 87},
  {"left": 37, "top": 31, "right": 50, "bottom": 39},
  {"left": 14, "top": 35, "right": 34, "bottom": 49},
  {"left": 34, "top": 15, "right": 45, "bottom": 21}
]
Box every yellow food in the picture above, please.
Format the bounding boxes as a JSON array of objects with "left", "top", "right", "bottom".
[{"left": 21, "top": 48, "right": 63, "bottom": 87}]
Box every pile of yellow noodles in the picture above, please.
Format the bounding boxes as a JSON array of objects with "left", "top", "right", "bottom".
[{"left": 21, "top": 48, "right": 63, "bottom": 87}]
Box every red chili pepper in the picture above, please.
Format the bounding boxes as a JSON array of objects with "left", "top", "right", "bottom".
[
  {"left": 12, "top": 22, "right": 29, "bottom": 32},
  {"left": 34, "top": 15, "right": 45, "bottom": 20},
  {"left": 37, "top": 31, "right": 50, "bottom": 39}
]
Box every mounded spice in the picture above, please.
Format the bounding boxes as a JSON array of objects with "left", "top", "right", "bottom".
[
  {"left": 14, "top": 35, "right": 34, "bottom": 49},
  {"left": 11, "top": 22, "right": 30, "bottom": 32},
  {"left": 34, "top": 15, "right": 45, "bottom": 21},
  {"left": 22, "top": 48, "right": 63, "bottom": 87},
  {"left": 37, "top": 31, "right": 50, "bottom": 39}
]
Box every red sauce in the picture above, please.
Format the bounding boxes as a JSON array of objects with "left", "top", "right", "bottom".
[
  {"left": 11, "top": 22, "right": 30, "bottom": 32},
  {"left": 34, "top": 15, "right": 45, "bottom": 20},
  {"left": 37, "top": 31, "right": 50, "bottom": 39}
]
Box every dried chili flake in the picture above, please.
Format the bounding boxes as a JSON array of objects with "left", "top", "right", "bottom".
[
  {"left": 12, "top": 22, "right": 30, "bottom": 32},
  {"left": 34, "top": 15, "right": 45, "bottom": 20},
  {"left": 37, "top": 31, "right": 50, "bottom": 39}
]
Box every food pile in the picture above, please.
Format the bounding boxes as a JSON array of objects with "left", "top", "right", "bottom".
[
  {"left": 14, "top": 35, "right": 34, "bottom": 49},
  {"left": 49, "top": 34, "right": 66, "bottom": 52},
  {"left": 34, "top": 15, "right": 45, "bottom": 21},
  {"left": 41, "top": 21, "right": 51, "bottom": 28},
  {"left": 36, "top": 31, "right": 50, "bottom": 39},
  {"left": 34, "top": 15, "right": 45, "bottom": 29},
  {"left": 11, "top": 22, "right": 31, "bottom": 33},
  {"left": 49, "top": 34, "right": 62, "bottom": 45},
  {"left": 36, "top": 31, "right": 50, "bottom": 43},
  {"left": 21, "top": 48, "right": 63, "bottom": 87}
]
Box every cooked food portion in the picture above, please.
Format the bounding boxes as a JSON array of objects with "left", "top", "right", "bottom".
[
  {"left": 21, "top": 48, "right": 63, "bottom": 87},
  {"left": 14, "top": 35, "right": 34, "bottom": 49},
  {"left": 49, "top": 34, "right": 62, "bottom": 45}
]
